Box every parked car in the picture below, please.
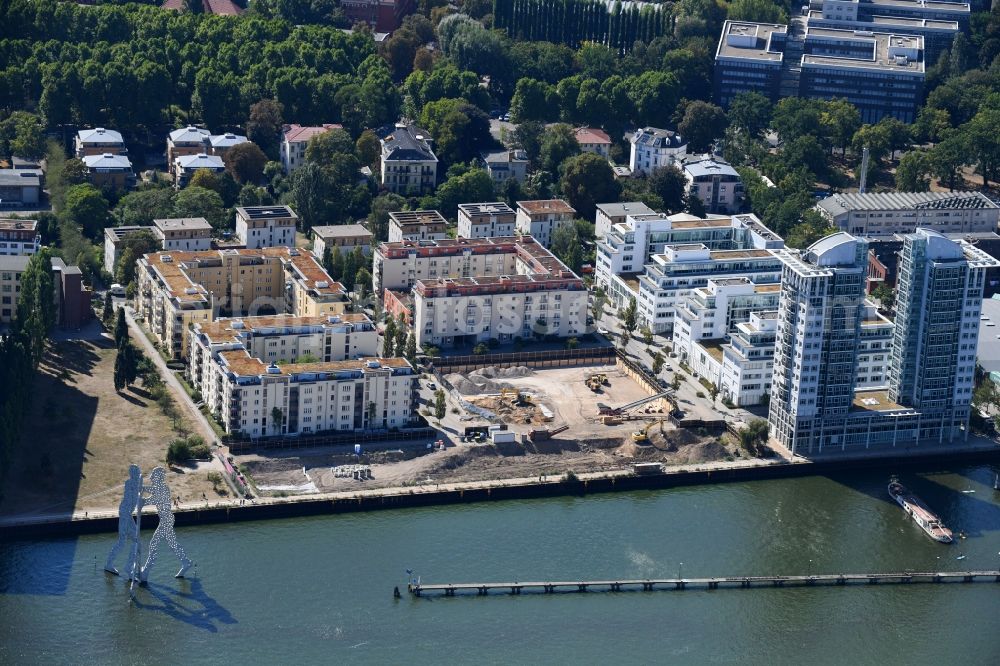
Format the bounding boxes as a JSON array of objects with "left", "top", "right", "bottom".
[{"left": 109, "top": 283, "right": 126, "bottom": 297}]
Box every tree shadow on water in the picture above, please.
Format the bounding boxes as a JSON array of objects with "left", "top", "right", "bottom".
[{"left": 133, "top": 578, "right": 237, "bottom": 633}]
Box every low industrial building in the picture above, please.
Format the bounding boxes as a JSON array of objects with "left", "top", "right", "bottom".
[
  {"left": 0, "top": 169, "right": 41, "bottom": 208},
  {"left": 515, "top": 199, "right": 577, "bottom": 248},
  {"left": 816, "top": 191, "right": 1000, "bottom": 238},
  {"left": 457, "top": 203, "right": 516, "bottom": 239},
  {"left": 0, "top": 219, "right": 40, "bottom": 256},
  {"left": 136, "top": 247, "right": 347, "bottom": 359},
  {"left": 153, "top": 217, "right": 213, "bottom": 252},
  {"left": 387, "top": 210, "right": 448, "bottom": 243},
  {"left": 235, "top": 205, "right": 298, "bottom": 249},
  {"left": 311, "top": 224, "right": 373, "bottom": 259}
]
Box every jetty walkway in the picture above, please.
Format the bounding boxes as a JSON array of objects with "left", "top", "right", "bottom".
[{"left": 407, "top": 570, "right": 1000, "bottom": 597}]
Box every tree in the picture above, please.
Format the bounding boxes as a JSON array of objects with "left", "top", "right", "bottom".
[
  {"left": 559, "top": 153, "right": 621, "bottom": 221},
  {"left": 305, "top": 128, "right": 355, "bottom": 165},
  {"left": 513, "top": 121, "right": 545, "bottom": 167},
  {"left": 677, "top": 101, "right": 727, "bottom": 153},
  {"left": 271, "top": 406, "right": 284, "bottom": 435},
  {"left": 355, "top": 268, "right": 372, "bottom": 302},
  {"left": 356, "top": 130, "right": 380, "bottom": 169},
  {"left": 820, "top": 99, "right": 861, "bottom": 155},
  {"left": 727, "top": 91, "right": 772, "bottom": 138},
  {"left": 368, "top": 193, "right": 406, "bottom": 241},
  {"left": 114, "top": 247, "right": 137, "bottom": 287},
  {"left": 738, "top": 418, "right": 769, "bottom": 455},
  {"left": 394, "top": 313, "right": 408, "bottom": 355},
  {"left": 118, "top": 339, "right": 139, "bottom": 388},
  {"left": 173, "top": 186, "right": 226, "bottom": 229},
  {"left": 550, "top": 223, "right": 583, "bottom": 272},
  {"left": 64, "top": 185, "right": 110, "bottom": 239},
  {"left": 434, "top": 389, "right": 446, "bottom": 421},
  {"left": 114, "top": 189, "right": 176, "bottom": 226},
  {"left": 114, "top": 307, "right": 129, "bottom": 348},
  {"left": 404, "top": 332, "right": 417, "bottom": 364},
  {"left": 419, "top": 98, "right": 493, "bottom": 166},
  {"left": 14, "top": 249, "right": 56, "bottom": 367},
  {"left": 652, "top": 352, "right": 664, "bottom": 375},
  {"left": 871, "top": 283, "right": 895, "bottom": 310},
  {"left": 640, "top": 325, "right": 653, "bottom": 348},
  {"left": 383, "top": 316, "right": 397, "bottom": 357},
  {"left": 247, "top": 99, "right": 284, "bottom": 159},
  {"left": 433, "top": 168, "right": 495, "bottom": 219},
  {"left": 686, "top": 193, "right": 707, "bottom": 218},
  {"left": 895, "top": 151, "right": 931, "bottom": 192},
  {"left": 327, "top": 246, "right": 344, "bottom": 281},
  {"left": 114, "top": 348, "right": 128, "bottom": 393},
  {"left": 620, "top": 296, "right": 638, "bottom": 334},
  {"left": 929, "top": 135, "right": 967, "bottom": 191},
  {"left": 102, "top": 291, "right": 114, "bottom": 326},
  {"left": 188, "top": 169, "right": 223, "bottom": 195},
  {"left": 224, "top": 142, "right": 267, "bottom": 184},
  {"left": 539, "top": 123, "right": 581, "bottom": 175},
  {"left": 3, "top": 111, "right": 45, "bottom": 160},
  {"left": 727, "top": 0, "right": 787, "bottom": 24},
  {"left": 287, "top": 162, "right": 333, "bottom": 229},
  {"left": 648, "top": 165, "right": 688, "bottom": 213}
]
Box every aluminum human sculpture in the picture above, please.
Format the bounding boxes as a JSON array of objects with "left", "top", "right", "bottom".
[
  {"left": 139, "top": 466, "right": 193, "bottom": 581},
  {"left": 105, "top": 464, "right": 143, "bottom": 579},
  {"left": 106, "top": 464, "right": 193, "bottom": 585}
]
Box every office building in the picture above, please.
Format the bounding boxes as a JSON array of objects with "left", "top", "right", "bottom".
[
  {"left": 713, "top": 21, "right": 787, "bottom": 108},
  {"left": 515, "top": 199, "right": 577, "bottom": 248},
  {"left": 387, "top": 210, "right": 448, "bottom": 243},
  {"left": 0, "top": 219, "right": 40, "bottom": 256},
  {"left": 136, "top": 247, "right": 347, "bottom": 359},
  {"left": 457, "top": 203, "right": 516, "bottom": 239},
  {"left": 816, "top": 191, "right": 1000, "bottom": 238},
  {"left": 235, "top": 205, "right": 298, "bottom": 249}
]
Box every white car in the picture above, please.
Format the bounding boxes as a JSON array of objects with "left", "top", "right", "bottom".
[
  {"left": 598, "top": 327, "right": 610, "bottom": 336},
  {"left": 109, "top": 283, "right": 126, "bottom": 297}
]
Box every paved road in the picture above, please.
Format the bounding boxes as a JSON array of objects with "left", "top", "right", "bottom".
[{"left": 124, "top": 305, "right": 221, "bottom": 447}]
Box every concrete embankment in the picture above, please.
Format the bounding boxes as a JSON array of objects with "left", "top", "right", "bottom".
[{"left": 2, "top": 447, "right": 998, "bottom": 539}]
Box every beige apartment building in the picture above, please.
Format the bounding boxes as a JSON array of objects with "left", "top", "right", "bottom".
[
  {"left": 199, "top": 354, "right": 417, "bottom": 438},
  {"left": 235, "top": 205, "right": 298, "bottom": 249},
  {"left": 136, "top": 247, "right": 347, "bottom": 359},
  {"left": 312, "top": 224, "right": 373, "bottom": 259},
  {"left": 456, "top": 203, "right": 516, "bottom": 239},
  {"left": 153, "top": 217, "right": 213, "bottom": 252}
]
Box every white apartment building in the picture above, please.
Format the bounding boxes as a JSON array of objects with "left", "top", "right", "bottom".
[
  {"left": 683, "top": 155, "right": 744, "bottom": 214},
  {"left": 0, "top": 219, "right": 40, "bottom": 256},
  {"left": 374, "top": 236, "right": 587, "bottom": 347},
  {"left": 768, "top": 230, "right": 996, "bottom": 456},
  {"left": 629, "top": 127, "right": 688, "bottom": 175},
  {"left": 153, "top": 217, "right": 213, "bottom": 252},
  {"left": 235, "top": 205, "right": 298, "bottom": 249},
  {"left": 104, "top": 226, "right": 155, "bottom": 273},
  {"left": 673, "top": 278, "right": 782, "bottom": 358},
  {"left": 380, "top": 124, "right": 438, "bottom": 195},
  {"left": 457, "top": 202, "right": 516, "bottom": 239},
  {"left": 596, "top": 212, "right": 784, "bottom": 334},
  {"left": 595, "top": 201, "right": 656, "bottom": 240},
  {"left": 198, "top": 353, "right": 416, "bottom": 438},
  {"left": 387, "top": 210, "right": 448, "bottom": 243},
  {"left": 816, "top": 191, "right": 1000, "bottom": 238},
  {"left": 720, "top": 312, "right": 778, "bottom": 406},
  {"left": 515, "top": 199, "right": 576, "bottom": 248},
  {"left": 280, "top": 124, "right": 341, "bottom": 174}
]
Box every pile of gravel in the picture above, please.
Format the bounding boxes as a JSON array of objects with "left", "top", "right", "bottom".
[{"left": 446, "top": 366, "right": 535, "bottom": 395}]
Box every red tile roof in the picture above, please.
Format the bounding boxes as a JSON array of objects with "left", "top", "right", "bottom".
[
  {"left": 282, "top": 124, "right": 343, "bottom": 144},
  {"left": 575, "top": 127, "right": 612, "bottom": 145},
  {"left": 161, "top": 0, "right": 245, "bottom": 15}
]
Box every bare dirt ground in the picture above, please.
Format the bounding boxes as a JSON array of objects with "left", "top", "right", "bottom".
[
  {"left": 0, "top": 336, "right": 221, "bottom": 518},
  {"left": 236, "top": 424, "right": 746, "bottom": 495}
]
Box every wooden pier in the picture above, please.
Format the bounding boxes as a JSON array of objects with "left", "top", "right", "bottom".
[{"left": 408, "top": 570, "right": 1000, "bottom": 597}]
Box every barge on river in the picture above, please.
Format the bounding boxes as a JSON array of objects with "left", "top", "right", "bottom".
[{"left": 888, "top": 479, "right": 953, "bottom": 543}]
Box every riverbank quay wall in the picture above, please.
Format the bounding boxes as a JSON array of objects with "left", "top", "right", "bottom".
[{"left": 3, "top": 447, "right": 998, "bottom": 539}]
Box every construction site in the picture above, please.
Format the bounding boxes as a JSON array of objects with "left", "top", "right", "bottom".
[{"left": 233, "top": 363, "right": 753, "bottom": 496}]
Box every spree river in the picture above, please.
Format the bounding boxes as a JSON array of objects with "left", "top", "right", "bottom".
[{"left": 3, "top": 466, "right": 1000, "bottom": 665}]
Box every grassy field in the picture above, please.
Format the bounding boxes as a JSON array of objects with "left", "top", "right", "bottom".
[{"left": 0, "top": 334, "right": 220, "bottom": 518}]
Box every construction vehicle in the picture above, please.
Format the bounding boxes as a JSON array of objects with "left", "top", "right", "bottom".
[
  {"left": 631, "top": 431, "right": 649, "bottom": 444},
  {"left": 599, "top": 389, "right": 676, "bottom": 417},
  {"left": 585, "top": 373, "right": 610, "bottom": 392},
  {"left": 528, "top": 424, "right": 569, "bottom": 442}
]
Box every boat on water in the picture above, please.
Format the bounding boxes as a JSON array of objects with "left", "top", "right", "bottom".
[{"left": 888, "top": 480, "right": 953, "bottom": 544}]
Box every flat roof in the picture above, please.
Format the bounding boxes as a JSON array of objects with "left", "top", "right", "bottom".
[
  {"left": 867, "top": 0, "right": 969, "bottom": 12},
  {"left": 517, "top": 199, "right": 576, "bottom": 216},
  {"left": 802, "top": 27, "right": 925, "bottom": 73},
  {"left": 716, "top": 20, "right": 787, "bottom": 63},
  {"left": 219, "top": 351, "right": 410, "bottom": 378},
  {"left": 0, "top": 219, "right": 37, "bottom": 231},
  {"left": 104, "top": 225, "right": 150, "bottom": 240},
  {"left": 807, "top": 10, "right": 959, "bottom": 31},
  {"left": 197, "top": 313, "right": 371, "bottom": 343},
  {"left": 0, "top": 255, "right": 31, "bottom": 271},
  {"left": 852, "top": 389, "right": 905, "bottom": 412},
  {"left": 596, "top": 202, "right": 656, "bottom": 218},
  {"left": 235, "top": 205, "right": 297, "bottom": 221},
  {"left": 977, "top": 297, "right": 1000, "bottom": 375},
  {"left": 312, "top": 224, "right": 371, "bottom": 239},
  {"left": 389, "top": 210, "right": 448, "bottom": 226},
  {"left": 154, "top": 217, "right": 212, "bottom": 232},
  {"left": 458, "top": 202, "right": 516, "bottom": 216},
  {"left": 0, "top": 169, "right": 40, "bottom": 187},
  {"left": 698, "top": 339, "right": 727, "bottom": 363}
]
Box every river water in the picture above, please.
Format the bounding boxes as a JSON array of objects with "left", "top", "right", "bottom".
[{"left": 2, "top": 466, "right": 1000, "bottom": 664}]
